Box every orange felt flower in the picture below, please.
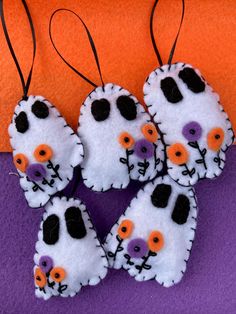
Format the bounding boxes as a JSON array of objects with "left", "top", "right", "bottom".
[
  {"left": 118, "top": 219, "right": 134, "bottom": 239},
  {"left": 118, "top": 132, "right": 135, "bottom": 149},
  {"left": 148, "top": 231, "right": 164, "bottom": 252},
  {"left": 167, "top": 143, "right": 189, "bottom": 165},
  {"left": 50, "top": 267, "right": 66, "bottom": 283},
  {"left": 207, "top": 127, "right": 225, "bottom": 151},
  {"left": 13, "top": 153, "right": 28, "bottom": 172},
  {"left": 34, "top": 267, "right": 47, "bottom": 288},
  {"left": 34, "top": 144, "right": 53, "bottom": 162},
  {"left": 141, "top": 123, "right": 158, "bottom": 143}
]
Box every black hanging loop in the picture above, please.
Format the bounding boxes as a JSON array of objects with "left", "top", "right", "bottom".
[
  {"left": 49, "top": 8, "right": 104, "bottom": 89},
  {"left": 0, "top": 0, "right": 36, "bottom": 100},
  {"left": 150, "top": 0, "right": 185, "bottom": 67}
]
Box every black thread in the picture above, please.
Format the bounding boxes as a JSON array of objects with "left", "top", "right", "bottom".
[
  {"left": 150, "top": 0, "right": 185, "bottom": 66},
  {"left": 0, "top": 0, "right": 36, "bottom": 99},
  {"left": 49, "top": 8, "right": 104, "bottom": 89}
]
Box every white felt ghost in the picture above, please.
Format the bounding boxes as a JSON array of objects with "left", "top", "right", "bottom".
[
  {"left": 9, "top": 95, "right": 84, "bottom": 208},
  {"left": 78, "top": 83, "right": 165, "bottom": 192},
  {"left": 104, "top": 175, "right": 197, "bottom": 287},
  {"left": 34, "top": 196, "right": 108, "bottom": 300},
  {"left": 143, "top": 63, "right": 234, "bottom": 186}
]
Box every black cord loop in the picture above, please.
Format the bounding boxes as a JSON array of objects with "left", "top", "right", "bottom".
[
  {"left": 150, "top": 0, "right": 185, "bottom": 67},
  {"left": 49, "top": 8, "right": 104, "bottom": 89},
  {"left": 0, "top": 0, "right": 36, "bottom": 99}
]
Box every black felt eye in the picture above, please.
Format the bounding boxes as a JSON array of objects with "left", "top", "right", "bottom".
[
  {"left": 151, "top": 184, "right": 172, "bottom": 208},
  {"left": 179, "top": 67, "right": 205, "bottom": 93},
  {"left": 91, "top": 98, "right": 110, "bottom": 121},
  {"left": 43, "top": 214, "right": 60, "bottom": 245},
  {"left": 65, "top": 206, "right": 87, "bottom": 239},
  {"left": 160, "top": 77, "right": 183, "bottom": 103},
  {"left": 172, "top": 194, "right": 190, "bottom": 225},
  {"left": 15, "top": 111, "right": 29, "bottom": 133},
  {"left": 116, "top": 95, "right": 137, "bottom": 120},
  {"left": 31, "top": 101, "right": 49, "bottom": 119}
]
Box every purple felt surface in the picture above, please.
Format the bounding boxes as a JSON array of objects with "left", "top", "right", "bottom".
[{"left": 0, "top": 148, "right": 235, "bottom": 314}]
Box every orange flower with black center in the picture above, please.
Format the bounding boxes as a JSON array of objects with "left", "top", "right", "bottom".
[
  {"left": 167, "top": 143, "right": 189, "bottom": 165},
  {"left": 118, "top": 219, "right": 134, "bottom": 239},
  {"left": 13, "top": 153, "right": 28, "bottom": 172},
  {"left": 148, "top": 231, "right": 164, "bottom": 252},
  {"left": 34, "top": 144, "right": 53, "bottom": 163},
  {"left": 207, "top": 127, "right": 225, "bottom": 151},
  {"left": 34, "top": 267, "right": 46, "bottom": 288},
  {"left": 118, "top": 132, "right": 135, "bottom": 150},
  {"left": 50, "top": 267, "right": 66, "bottom": 283},
  {"left": 141, "top": 123, "right": 158, "bottom": 143}
]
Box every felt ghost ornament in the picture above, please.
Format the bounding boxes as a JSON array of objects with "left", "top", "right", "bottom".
[
  {"left": 0, "top": 1, "right": 84, "bottom": 208},
  {"left": 49, "top": 9, "right": 165, "bottom": 193},
  {"left": 34, "top": 196, "right": 108, "bottom": 300},
  {"left": 143, "top": 0, "right": 234, "bottom": 186},
  {"left": 104, "top": 175, "right": 197, "bottom": 287}
]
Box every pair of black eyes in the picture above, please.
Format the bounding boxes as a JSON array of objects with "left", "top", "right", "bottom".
[
  {"left": 91, "top": 95, "right": 137, "bottom": 122},
  {"left": 15, "top": 101, "right": 49, "bottom": 133},
  {"left": 42, "top": 206, "right": 87, "bottom": 245},
  {"left": 160, "top": 67, "right": 206, "bottom": 104},
  {"left": 151, "top": 183, "right": 190, "bottom": 225}
]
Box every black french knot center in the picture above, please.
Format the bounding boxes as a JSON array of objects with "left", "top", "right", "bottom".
[
  {"left": 190, "top": 129, "right": 195, "bottom": 134},
  {"left": 36, "top": 276, "right": 41, "bottom": 281},
  {"left": 40, "top": 150, "right": 46, "bottom": 156},
  {"left": 121, "top": 227, "right": 127, "bottom": 232},
  {"left": 134, "top": 246, "right": 140, "bottom": 252},
  {"left": 17, "top": 159, "right": 22, "bottom": 164},
  {"left": 153, "top": 237, "right": 159, "bottom": 243},
  {"left": 141, "top": 147, "right": 147, "bottom": 153},
  {"left": 116, "top": 95, "right": 137, "bottom": 120},
  {"left": 176, "top": 151, "right": 181, "bottom": 157},
  {"left": 91, "top": 98, "right": 110, "bottom": 122},
  {"left": 124, "top": 137, "right": 130, "bottom": 143},
  {"left": 15, "top": 111, "right": 29, "bottom": 133},
  {"left": 55, "top": 273, "right": 60, "bottom": 278},
  {"left": 35, "top": 171, "right": 41, "bottom": 177},
  {"left": 148, "top": 130, "right": 153, "bottom": 134},
  {"left": 178, "top": 67, "right": 205, "bottom": 93},
  {"left": 160, "top": 77, "right": 183, "bottom": 103},
  {"left": 42, "top": 262, "right": 47, "bottom": 266},
  {"left": 215, "top": 134, "right": 220, "bottom": 139},
  {"left": 31, "top": 101, "right": 49, "bottom": 119}
]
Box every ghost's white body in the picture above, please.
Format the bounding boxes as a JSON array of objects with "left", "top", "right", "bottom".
[
  {"left": 9, "top": 95, "right": 84, "bottom": 208},
  {"left": 104, "top": 175, "right": 197, "bottom": 287},
  {"left": 34, "top": 197, "right": 108, "bottom": 300},
  {"left": 143, "top": 63, "right": 234, "bottom": 186},
  {"left": 78, "top": 83, "right": 164, "bottom": 192}
]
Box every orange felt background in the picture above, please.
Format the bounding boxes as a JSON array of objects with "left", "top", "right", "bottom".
[{"left": 0, "top": 0, "right": 235, "bottom": 152}]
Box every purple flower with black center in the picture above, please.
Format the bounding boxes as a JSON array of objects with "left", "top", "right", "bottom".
[
  {"left": 182, "top": 121, "right": 202, "bottom": 142},
  {"left": 26, "top": 163, "right": 47, "bottom": 181},
  {"left": 127, "top": 238, "right": 148, "bottom": 258},
  {"left": 39, "top": 255, "right": 54, "bottom": 274},
  {"left": 134, "top": 139, "right": 154, "bottom": 159}
]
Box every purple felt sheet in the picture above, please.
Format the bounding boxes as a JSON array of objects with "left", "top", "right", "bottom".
[{"left": 0, "top": 147, "right": 235, "bottom": 314}]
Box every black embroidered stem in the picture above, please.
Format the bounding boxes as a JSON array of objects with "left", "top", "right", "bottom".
[
  {"left": 153, "top": 143, "right": 160, "bottom": 168},
  {"left": 138, "top": 159, "right": 150, "bottom": 176},
  {"left": 124, "top": 253, "right": 134, "bottom": 266},
  {"left": 0, "top": 0, "right": 36, "bottom": 99},
  {"left": 49, "top": 8, "right": 104, "bottom": 89},
  {"left": 47, "top": 160, "right": 62, "bottom": 181},
  {"left": 107, "top": 235, "right": 124, "bottom": 261},
  {"left": 135, "top": 250, "right": 156, "bottom": 274},
  {"left": 150, "top": 0, "right": 185, "bottom": 66},
  {"left": 213, "top": 151, "right": 221, "bottom": 167},
  {"left": 181, "top": 163, "right": 195, "bottom": 178}
]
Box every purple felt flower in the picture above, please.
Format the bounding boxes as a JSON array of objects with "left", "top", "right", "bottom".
[
  {"left": 26, "top": 163, "right": 46, "bottom": 181},
  {"left": 134, "top": 139, "right": 154, "bottom": 159},
  {"left": 39, "top": 256, "right": 54, "bottom": 274},
  {"left": 182, "top": 121, "right": 202, "bottom": 142},
  {"left": 127, "top": 238, "right": 148, "bottom": 258}
]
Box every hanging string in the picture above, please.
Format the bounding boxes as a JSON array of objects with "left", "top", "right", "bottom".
[
  {"left": 49, "top": 8, "right": 104, "bottom": 89},
  {"left": 150, "top": 0, "right": 185, "bottom": 67},
  {"left": 0, "top": 0, "right": 36, "bottom": 100}
]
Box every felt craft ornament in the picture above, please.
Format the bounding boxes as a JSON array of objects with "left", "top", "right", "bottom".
[
  {"left": 0, "top": 0, "right": 84, "bottom": 208},
  {"left": 104, "top": 175, "right": 197, "bottom": 287},
  {"left": 143, "top": 0, "right": 234, "bottom": 186},
  {"left": 49, "top": 9, "right": 165, "bottom": 193},
  {"left": 34, "top": 196, "right": 108, "bottom": 300}
]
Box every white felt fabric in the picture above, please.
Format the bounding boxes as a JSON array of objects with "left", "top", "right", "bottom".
[
  {"left": 9, "top": 95, "right": 84, "bottom": 208},
  {"left": 104, "top": 175, "right": 197, "bottom": 287},
  {"left": 78, "top": 83, "right": 164, "bottom": 192},
  {"left": 34, "top": 196, "right": 108, "bottom": 300},
  {"left": 143, "top": 63, "right": 234, "bottom": 186}
]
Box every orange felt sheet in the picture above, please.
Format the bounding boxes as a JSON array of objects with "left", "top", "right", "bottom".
[{"left": 0, "top": 0, "right": 235, "bottom": 152}]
